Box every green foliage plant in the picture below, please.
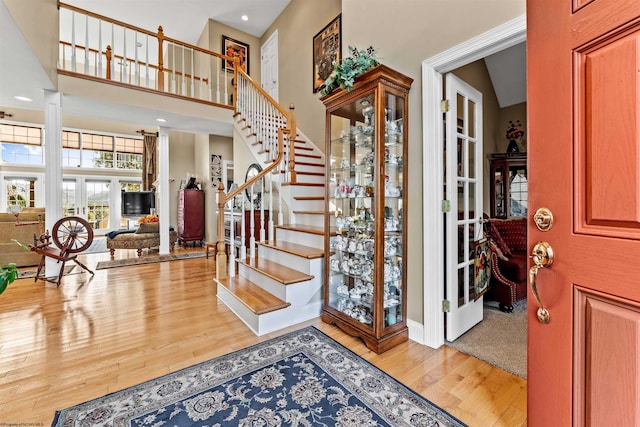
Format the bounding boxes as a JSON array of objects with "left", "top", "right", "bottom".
[
  {"left": 0, "top": 263, "right": 18, "bottom": 295},
  {"left": 320, "top": 46, "right": 380, "bottom": 96}
]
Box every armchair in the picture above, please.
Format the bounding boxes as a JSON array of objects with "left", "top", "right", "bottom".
[{"left": 484, "top": 216, "right": 528, "bottom": 312}]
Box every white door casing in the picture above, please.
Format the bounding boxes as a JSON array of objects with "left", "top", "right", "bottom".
[
  {"left": 445, "top": 73, "right": 484, "bottom": 342},
  {"left": 419, "top": 15, "right": 526, "bottom": 348},
  {"left": 261, "top": 30, "right": 278, "bottom": 102}
]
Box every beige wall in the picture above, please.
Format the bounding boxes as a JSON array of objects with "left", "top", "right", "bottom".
[
  {"left": 167, "top": 131, "right": 196, "bottom": 226},
  {"left": 341, "top": 0, "right": 526, "bottom": 323},
  {"left": 4, "top": 0, "right": 58, "bottom": 86},
  {"left": 207, "top": 134, "right": 233, "bottom": 242},
  {"left": 262, "top": 0, "right": 342, "bottom": 148}
]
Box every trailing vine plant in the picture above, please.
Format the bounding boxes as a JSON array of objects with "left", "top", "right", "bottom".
[{"left": 320, "top": 46, "right": 380, "bottom": 96}]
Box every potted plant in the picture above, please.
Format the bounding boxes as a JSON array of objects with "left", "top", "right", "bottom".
[
  {"left": 320, "top": 46, "right": 380, "bottom": 96},
  {"left": 0, "top": 263, "right": 18, "bottom": 295}
]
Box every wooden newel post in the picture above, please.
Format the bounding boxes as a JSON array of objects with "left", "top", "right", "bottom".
[
  {"left": 216, "top": 181, "right": 228, "bottom": 280},
  {"left": 157, "top": 26, "right": 165, "bottom": 91},
  {"left": 105, "top": 45, "right": 112, "bottom": 80},
  {"left": 288, "top": 104, "right": 297, "bottom": 183}
]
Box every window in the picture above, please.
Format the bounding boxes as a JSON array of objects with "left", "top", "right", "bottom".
[
  {"left": 82, "top": 133, "right": 114, "bottom": 168},
  {"left": 62, "top": 130, "right": 81, "bottom": 167},
  {"left": 0, "top": 124, "right": 43, "bottom": 165},
  {"left": 115, "top": 137, "right": 143, "bottom": 170},
  {"left": 86, "top": 181, "right": 110, "bottom": 229},
  {"left": 5, "top": 178, "right": 36, "bottom": 208}
]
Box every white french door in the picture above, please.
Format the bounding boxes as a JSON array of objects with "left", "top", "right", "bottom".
[
  {"left": 445, "top": 73, "right": 484, "bottom": 342},
  {"left": 62, "top": 177, "right": 112, "bottom": 233}
]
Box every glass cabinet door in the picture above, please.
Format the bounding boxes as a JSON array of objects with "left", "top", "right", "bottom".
[
  {"left": 382, "top": 91, "right": 404, "bottom": 329},
  {"left": 328, "top": 92, "right": 376, "bottom": 330}
]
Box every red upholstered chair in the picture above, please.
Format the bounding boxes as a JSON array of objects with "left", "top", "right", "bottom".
[{"left": 484, "top": 217, "right": 528, "bottom": 312}]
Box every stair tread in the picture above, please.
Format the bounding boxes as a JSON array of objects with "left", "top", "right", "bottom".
[
  {"left": 217, "top": 276, "right": 290, "bottom": 315},
  {"left": 277, "top": 223, "right": 329, "bottom": 236},
  {"left": 296, "top": 153, "right": 322, "bottom": 159},
  {"left": 237, "top": 257, "right": 314, "bottom": 284},
  {"left": 294, "top": 195, "right": 325, "bottom": 201},
  {"left": 295, "top": 161, "right": 325, "bottom": 167},
  {"left": 258, "top": 241, "right": 324, "bottom": 259},
  {"left": 282, "top": 182, "right": 324, "bottom": 187},
  {"left": 293, "top": 210, "right": 325, "bottom": 215}
]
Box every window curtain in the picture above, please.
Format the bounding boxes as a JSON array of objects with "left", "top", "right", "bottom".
[{"left": 142, "top": 134, "right": 157, "bottom": 191}]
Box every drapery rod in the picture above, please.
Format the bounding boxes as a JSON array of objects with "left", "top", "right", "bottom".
[{"left": 136, "top": 130, "right": 159, "bottom": 137}]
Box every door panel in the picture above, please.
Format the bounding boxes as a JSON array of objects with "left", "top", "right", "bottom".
[
  {"left": 445, "top": 73, "right": 484, "bottom": 341},
  {"left": 527, "top": 0, "right": 640, "bottom": 425}
]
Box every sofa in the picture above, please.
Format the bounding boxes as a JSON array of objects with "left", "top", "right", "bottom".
[
  {"left": 484, "top": 216, "right": 528, "bottom": 312},
  {"left": 106, "top": 222, "right": 177, "bottom": 258},
  {"left": 0, "top": 211, "right": 46, "bottom": 267}
]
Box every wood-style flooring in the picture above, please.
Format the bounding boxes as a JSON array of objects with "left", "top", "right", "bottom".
[{"left": 0, "top": 244, "right": 526, "bottom": 426}]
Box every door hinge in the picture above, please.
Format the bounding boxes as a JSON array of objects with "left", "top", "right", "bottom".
[
  {"left": 442, "top": 299, "right": 450, "bottom": 312},
  {"left": 440, "top": 100, "right": 449, "bottom": 113},
  {"left": 442, "top": 200, "right": 451, "bottom": 212}
]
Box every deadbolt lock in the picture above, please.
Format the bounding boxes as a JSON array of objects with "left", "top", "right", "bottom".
[{"left": 533, "top": 207, "right": 554, "bottom": 231}]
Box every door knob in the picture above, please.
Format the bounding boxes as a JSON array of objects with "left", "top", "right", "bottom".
[
  {"left": 529, "top": 241, "right": 554, "bottom": 323},
  {"left": 533, "top": 207, "right": 554, "bottom": 231}
]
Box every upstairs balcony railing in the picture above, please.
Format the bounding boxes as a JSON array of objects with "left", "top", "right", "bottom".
[{"left": 58, "top": 2, "right": 235, "bottom": 107}]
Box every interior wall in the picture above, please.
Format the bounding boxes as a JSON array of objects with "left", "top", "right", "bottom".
[
  {"left": 207, "top": 134, "right": 233, "bottom": 242},
  {"left": 168, "top": 131, "right": 196, "bottom": 228},
  {"left": 341, "top": 0, "right": 526, "bottom": 324},
  {"left": 499, "top": 102, "right": 527, "bottom": 153},
  {"left": 262, "top": 0, "right": 342, "bottom": 149},
  {"left": 450, "top": 59, "right": 501, "bottom": 215},
  {"left": 3, "top": 0, "right": 58, "bottom": 87},
  {"left": 206, "top": 19, "right": 262, "bottom": 98}
]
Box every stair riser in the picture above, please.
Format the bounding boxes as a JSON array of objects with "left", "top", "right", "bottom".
[
  {"left": 216, "top": 288, "right": 260, "bottom": 334},
  {"left": 282, "top": 185, "right": 325, "bottom": 199},
  {"left": 275, "top": 228, "right": 325, "bottom": 249},
  {"left": 283, "top": 163, "right": 325, "bottom": 174},
  {"left": 293, "top": 174, "right": 325, "bottom": 185},
  {"left": 292, "top": 198, "right": 325, "bottom": 211},
  {"left": 291, "top": 212, "right": 325, "bottom": 228},
  {"left": 258, "top": 246, "right": 324, "bottom": 275}
]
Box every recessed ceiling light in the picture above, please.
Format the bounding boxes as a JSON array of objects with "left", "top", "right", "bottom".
[
  {"left": 156, "top": 118, "right": 166, "bottom": 122},
  {"left": 241, "top": 15, "right": 248, "bottom": 21},
  {"left": 14, "top": 96, "right": 32, "bottom": 102}
]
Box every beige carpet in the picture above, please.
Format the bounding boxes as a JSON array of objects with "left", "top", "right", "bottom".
[
  {"left": 447, "top": 300, "right": 527, "bottom": 378},
  {"left": 95, "top": 252, "right": 205, "bottom": 270}
]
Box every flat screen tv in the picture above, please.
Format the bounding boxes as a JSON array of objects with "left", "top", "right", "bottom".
[{"left": 121, "top": 190, "right": 155, "bottom": 217}]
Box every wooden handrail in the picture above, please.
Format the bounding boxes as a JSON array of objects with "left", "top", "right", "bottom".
[
  {"left": 236, "top": 67, "right": 290, "bottom": 118},
  {"left": 216, "top": 127, "right": 289, "bottom": 279}
]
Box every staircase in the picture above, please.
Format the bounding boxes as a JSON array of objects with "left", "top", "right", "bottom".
[{"left": 214, "top": 74, "right": 327, "bottom": 335}]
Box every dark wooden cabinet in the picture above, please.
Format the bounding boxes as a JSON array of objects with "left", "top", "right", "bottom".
[
  {"left": 177, "top": 189, "right": 204, "bottom": 246},
  {"left": 224, "top": 210, "right": 269, "bottom": 252},
  {"left": 489, "top": 153, "right": 527, "bottom": 219},
  {"left": 321, "top": 65, "right": 412, "bottom": 353}
]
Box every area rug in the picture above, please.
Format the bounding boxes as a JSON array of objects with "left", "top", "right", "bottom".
[
  {"left": 18, "top": 265, "right": 76, "bottom": 279},
  {"left": 84, "top": 237, "right": 108, "bottom": 254},
  {"left": 95, "top": 252, "right": 205, "bottom": 270},
  {"left": 447, "top": 300, "right": 527, "bottom": 378},
  {"left": 51, "top": 326, "right": 466, "bottom": 426}
]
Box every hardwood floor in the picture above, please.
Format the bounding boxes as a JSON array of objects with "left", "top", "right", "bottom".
[{"left": 0, "top": 245, "right": 526, "bottom": 426}]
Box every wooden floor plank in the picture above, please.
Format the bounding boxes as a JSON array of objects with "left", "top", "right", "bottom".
[{"left": 0, "top": 247, "right": 526, "bottom": 426}]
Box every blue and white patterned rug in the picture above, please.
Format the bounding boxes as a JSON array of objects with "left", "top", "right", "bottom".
[{"left": 51, "top": 327, "right": 466, "bottom": 426}]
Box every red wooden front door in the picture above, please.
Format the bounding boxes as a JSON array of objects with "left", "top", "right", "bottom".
[{"left": 528, "top": 0, "right": 640, "bottom": 425}]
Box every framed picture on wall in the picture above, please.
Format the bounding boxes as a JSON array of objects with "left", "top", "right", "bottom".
[
  {"left": 222, "top": 35, "right": 249, "bottom": 73},
  {"left": 312, "top": 14, "right": 341, "bottom": 93},
  {"left": 211, "top": 154, "right": 222, "bottom": 188}
]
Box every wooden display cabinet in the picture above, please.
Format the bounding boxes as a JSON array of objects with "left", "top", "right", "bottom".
[
  {"left": 177, "top": 189, "right": 204, "bottom": 246},
  {"left": 321, "top": 65, "right": 412, "bottom": 353},
  {"left": 489, "top": 153, "right": 527, "bottom": 219}
]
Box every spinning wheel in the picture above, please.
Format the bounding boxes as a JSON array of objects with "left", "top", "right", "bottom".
[
  {"left": 52, "top": 216, "right": 94, "bottom": 253},
  {"left": 30, "top": 216, "right": 95, "bottom": 287}
]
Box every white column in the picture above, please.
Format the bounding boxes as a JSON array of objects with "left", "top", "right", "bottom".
[
  {"left": 43, "top": 91, "right": 63, "bottom": 277},
  {"left": 158, "top": 127, "right": 170, "bottom": 254}
]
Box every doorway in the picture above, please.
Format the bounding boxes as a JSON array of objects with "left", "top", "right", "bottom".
[{"left": 420, "top": 15, "right": 527, "bottom": 354}]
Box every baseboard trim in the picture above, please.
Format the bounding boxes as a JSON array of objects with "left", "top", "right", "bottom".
[{"left": 407, "top": 319, "right": 426, "bottom": 345}]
